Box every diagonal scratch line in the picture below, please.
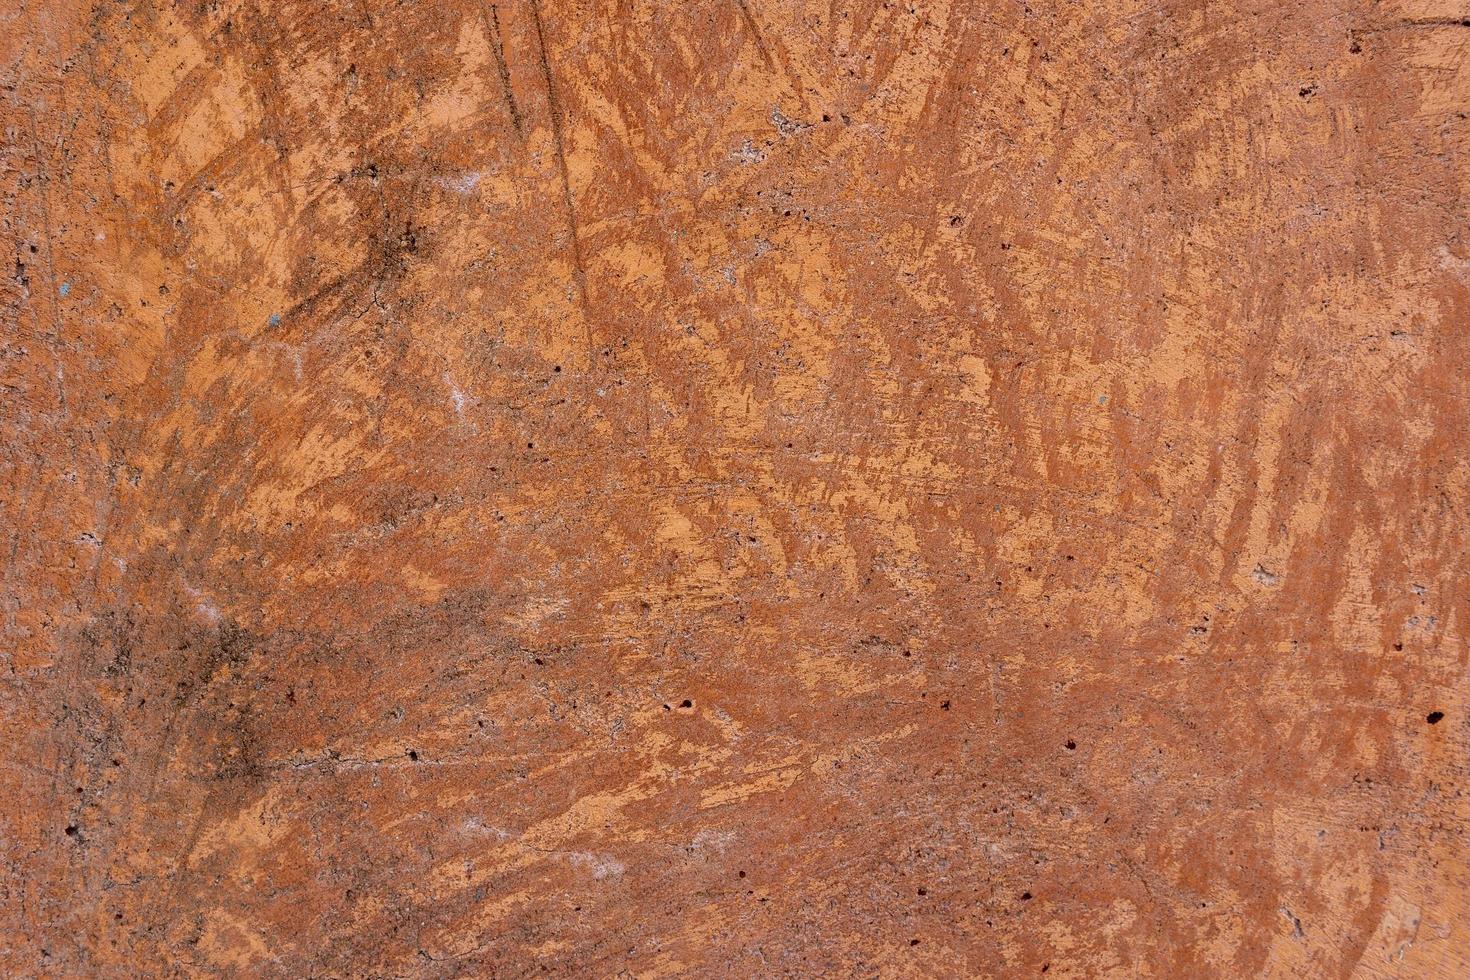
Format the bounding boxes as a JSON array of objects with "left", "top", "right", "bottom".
[
  {"left": 483, "top": 4, "right": 523, "bottom": 136},
  {"left": 735, "top": 0, "right": 776, "bottom": 70},
  {"left": 528, "top": 0, "right": 591, "bottom": 336}
]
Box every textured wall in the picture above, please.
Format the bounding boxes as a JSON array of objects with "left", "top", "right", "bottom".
[{"left": 3, "top": 0, "right": 1468, "bottom": 975}]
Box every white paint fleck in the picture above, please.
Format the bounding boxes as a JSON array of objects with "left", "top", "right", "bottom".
[
  {"left": 438, "top": 171, "right": 483, "bottom": 195},
  {"left": 569, "top": 851, "right": 625, "bottom": 880},
  {"left": 1435, "top": 245, "right": 1470, "bottom": 276},
  {"left": 183, "top": 584, "right": 222, "bottom": 624},
  {"left": 443, "top": 372, "right": 466, "bottom": 416},
  {"left": 690, "top": 829, "right": 735, "bottom": 854},
  {"left": 731, "top": 140, "right": 766, "bottom": 165},
  {"left": 461, "top": 818, "right": 511, "bottom": 840}
]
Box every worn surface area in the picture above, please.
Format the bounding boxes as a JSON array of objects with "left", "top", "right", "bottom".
[{"left": 3, "top": 0, "right": 1469, "bottom": 975}]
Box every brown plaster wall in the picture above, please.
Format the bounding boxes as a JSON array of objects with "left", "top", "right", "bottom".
[{"left": 2, "top": 0, "right": 1468, "bottom": 975}]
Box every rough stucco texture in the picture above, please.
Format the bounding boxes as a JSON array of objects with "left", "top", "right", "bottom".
[{"left": 3, "top": 0, "right": 1469, "bottom": 976}]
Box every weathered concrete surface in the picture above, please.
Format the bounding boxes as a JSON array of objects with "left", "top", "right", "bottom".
[{"left": 3, "top": 0, "right": 1468, "bottom": 975}]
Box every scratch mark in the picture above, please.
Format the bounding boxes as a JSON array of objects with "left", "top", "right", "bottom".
[
  {"left": 164, "top": 783, "right": 223, "bottom": 908},
  {"left": 1385, "top": 16, "right": 1470, "bottom": 29},
  {"left": 483, "top": 4, "right": 523, "bottom": 136},
  {"left": 528, "top": 0, "right": 591, "bottom": 346},
  {"left": 1351, "top": 17, "right": 1470, "bottom": 42},
  {"left": 735, "top": 0, "right": 776, "bottom": 70}
]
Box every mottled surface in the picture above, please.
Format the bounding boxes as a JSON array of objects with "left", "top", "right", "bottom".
[{"left": 3, "top": 0, "right": 1468, "bottom": 976}]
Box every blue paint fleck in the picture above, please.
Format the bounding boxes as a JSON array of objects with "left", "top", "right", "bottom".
[
  {"left": 58, "top": 282, "right": 71, "bottom": 298},
  {"left": 268, "top": 313, "right": 282, "bottom": 327}
]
